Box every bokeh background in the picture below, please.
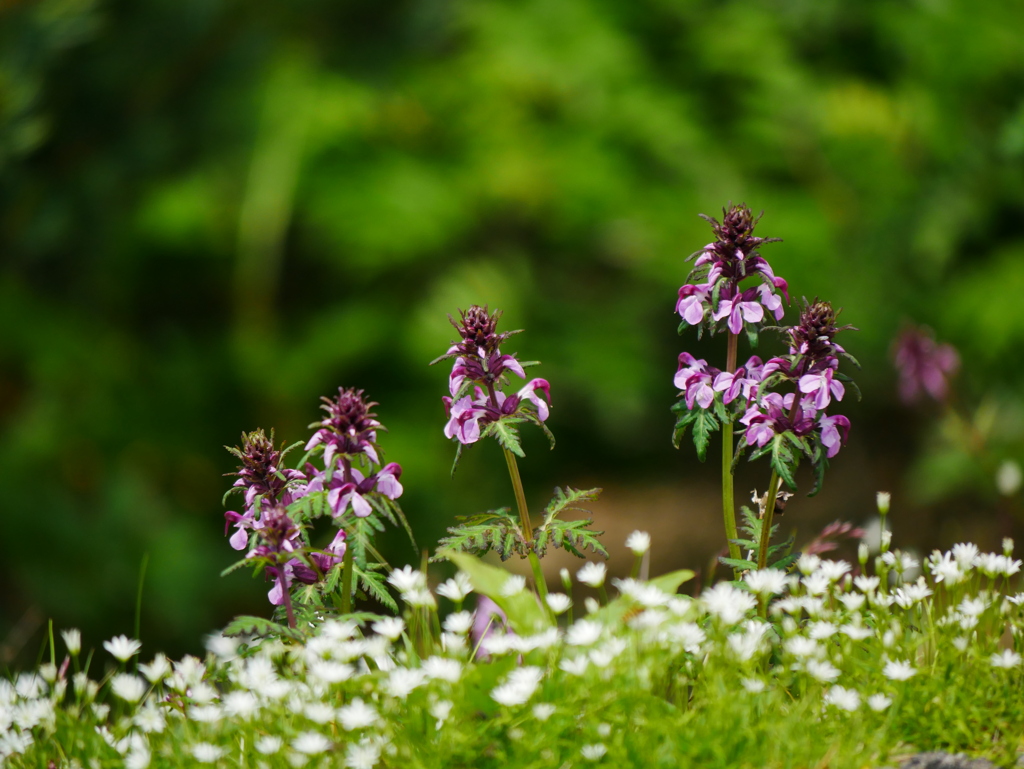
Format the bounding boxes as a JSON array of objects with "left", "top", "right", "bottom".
[{"left": 3, "top": 0, "right": 1024, "bottom": 666}]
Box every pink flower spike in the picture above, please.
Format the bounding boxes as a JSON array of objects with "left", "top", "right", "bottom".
[
  {"left": 375, "top": 462, "right": 404, "bottom": 499},
  {"left": 819, "top": 413, "right": 851, "bottom": 458}
]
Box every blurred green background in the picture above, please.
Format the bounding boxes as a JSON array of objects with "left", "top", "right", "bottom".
[{"left": 3, "top": 0, "right": 1024, "bottom": 665}]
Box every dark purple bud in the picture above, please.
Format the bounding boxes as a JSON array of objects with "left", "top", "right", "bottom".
[{"left": 225, "top": 428, "right": 287, "bottom": 504}]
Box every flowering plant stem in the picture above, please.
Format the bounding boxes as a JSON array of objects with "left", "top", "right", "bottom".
[
  {"left": 503, "top": 447, "right": 549, "bottom": 603},
  {"left": 756, "top": 469, "right": 782, "bottom": 570},
  {"left": 722, "top": 332, "right": 742, "bottom": 574},
  {"left": 340, "top": 539, "right": 355, "bottom": 615}
]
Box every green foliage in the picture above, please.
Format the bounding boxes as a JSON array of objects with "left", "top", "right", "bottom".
[
  {"left": 671, "top": 401, "right": 721, "bottom": 461},
  {"left": 221, "top": 615, "right": 304, "bottom": 641},
  {"left": 534, "top": 487, "right": 607, "bottom": 559},
  {"left": 721, "top": 505, "right": 797, "bottom": 574},
  {"left": 434, "top": 507, "right": 528, "bottom": 562}
]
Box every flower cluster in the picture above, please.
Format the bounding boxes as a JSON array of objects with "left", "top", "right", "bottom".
[
  {"left": 7, "top": 529, "right": 1024, "bottom": 769},
  {"left": 676, "top": 204, "right": 788, "bottom": 335},
  {"left": 891, "top": 324, "right": 960, "bottom": 404},
  {"left": 223, "top": 389, "right": 403, "bottom": 608},
  {"left": 435, "top": 306, "right": 551, "bottom": 446},
  {"left": 738, "top": 299, "right": 855, "bottom": 463}
]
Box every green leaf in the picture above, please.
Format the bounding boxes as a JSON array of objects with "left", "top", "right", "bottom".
[
  {"left": 450, "top": 441, "right": 465, "bottom": 478},
  {"left": 484, "top": 418, "right": 525, "bottom": 457},
  {"left": 352, "top": 563, "right": 398, "bottom": 612},
  {"left": 444, "top": 553, "right": 551, "bottom": 635},
  {"left": 590, "top": 569, "right": 695, "bottom": 625},
  {"left": 692, "top": 408, "right": 720, "bottom": 462},
  {"left": 432, "top": 508, "right": 526, "bottom": 562},
  {"left": 771, "top": 435, "right": 799, "bottom": 490},
  {"left": 220, "top": 557, "right": 252, "bottom": 578},
  {"left": 719, "top": 556, "right": 757, "bottom": 572},
  {"left": 223, "top": 615, "right": 304, "bottom": 641}
]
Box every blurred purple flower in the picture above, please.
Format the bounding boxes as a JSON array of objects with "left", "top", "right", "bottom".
[{"left": 892, "top": 325, "right": 959, "bottom": 404}]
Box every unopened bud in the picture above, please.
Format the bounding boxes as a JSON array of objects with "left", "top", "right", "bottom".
[{"left": 876, "top": 491, "right": 891, "bottom": 516}]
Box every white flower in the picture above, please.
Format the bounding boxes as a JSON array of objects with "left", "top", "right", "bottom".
[
  {"left": 338, "top": 698, "right": 379, "bottom": 731},
  {"left": 321, "top": 619, "right": 358, "bottom": 641},
  {"left": 959, "top": 597, "right": 987, "bottom": 617},
  {"left": 110, "top": 674, "right": 147, "bottom": 703},
  {"left": 559, "top": 655, "right": 590, "bottom": 676},
  {"left": 741, "top": 677, "right": 766, "bottom": 693},
  {"left": 500, "top": 574, "right": 527, "bottom": 597},
  {"left": 893, "top": 581, "right": 932, "bottom": 608},
  {"left": 840, "top": 623, "right": 873, "bottom": 641},
  {"left": 443, "top": 610, "right": 474, "bottom": 635},
  {"left": 305, "top": 702, "right": 335, "bottom": 724},
  {"left": 854, "top": 575, "right": 880, "bottom": 593},
  {"left": 386, "top": 668, "right": 425, "bottom": 699},
  {"left": 173, "top": 656, "right": 206, "bottom": 689},
  {"left": 824, "top": 685, "right": 860, "bottom": 711},
  {"left": 133, "top": 704, "right": 166, "bottom": 734},
  {"left": 785, "top": 637, "right": 821, "bottom": 659},
  {"left": 422, "top": 657, "right": 462, "bottom": 683},
  {"left": 745, "top": 569, "right": 788, "bottom": 595},
  {"left": 928, "top": 551, "right": 965, "bottom": 585},
  {"left": 802, "top": 572, "right": 832, "bottom": 596},
  {"left": 626, "top": 531, "right": 651, "bottom": 555},
  {"left": 372, "top": 617, "right": 405, "bottom": 640},
  {"left": 138, "top": 654, "right": 171, "bottom": 684},
  {"left": 818, "top": 560, "right": 851, "bottom": 582},
  {"left": 491, "top": 667, "right": 543, "bottom": 707},
  {"left": 191, "top": 743, "right": 225, "bottom": 763},
  {"left": 882, "top": 660, "right": 916, "bottom": 681},
  {"left": 387, "top": 565, "right": 426, "bottom": 594},
  {"left": 533, "top": 703, "right": 556, "bottom": 721},
  {"left": 614, "top": 578, "right": 670, "bottom": 607},
  {"left": 703, "top": 583, "right": 757, "bottom": 625},
  {"left": 346, "top": 738, "right": 382, "bottom": 769},
  {"left": 566, "top": 620, "right": 603, "bottom": 646},
  {"left": 15, "top": 674, "right": 44, "bottom": 699},
  {"left": 951, "top": 542, "right": 979, "bottom": 568},
  {"left": 188, "top": 704, "right": 223, "bottom": 724},
  {"left": 808, "top": 622, "right": 838, "bottom": 640},
  {"left": 430, "top": 699, "right": 453, "bottom": 728},
  {"left": 404, "top": 588, "right": 437, "bottom": 608},
  {"left": 577, "top": 562, "right": 607, "bottom": 588},
  {"left": 990, "top": 649, "right": 1022, "bottom": 669},
  {"left": 104, "top": 635, "right": 142, "bottom": 662},
  {"left": 256, "top": 735, "right": 283, "bottom": 755},
  {"left": 867, "top": 693, "right": 892, "bottom": 712},
  {"left": 806, "top": 660, "right": 841, "bottom": 682},
  {"left": 293, "top": 731, "right": 332, "bottom": 755},
  {"left": 797, "top": 553, "right": 821, "bottom": 575},
  {"left": 839, "top": 593, "right": 866, "bottom": 611},
  {"left": 546, "top": 593, "right": 572, "bottom": 614},
  {"left": 952, "top": 636, "right": 970, "bottom": 652},
  {"left": 61, "top": 629, "right": 82, "bottom": 656},
  {"left": 581, "top": 744, "right": 608, "bottom": 761},
  {"left": 205, "top": 633, "right": 240, "bottom": 660},
  {"left": 996, "top": 460, "right": 1022, "bottom": 496},
  {"left": 125, "top": 747, "right": 151, "bottom": 769},
  {"left": 436, "top": 572, "right": 473, "bottom": 602},
  {"left": 221, "top": 691, "right": 258, "bottom": 719},
  {"left": 308, "top": 660, "right": 354, "bottom": 684},
  {"left": 876, "top": 491, "right": 891, "bottom": 514}
]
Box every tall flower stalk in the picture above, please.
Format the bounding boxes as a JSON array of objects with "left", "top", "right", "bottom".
[
  {"left": 672, "top": 205, "right": 787, "bottom": 570},
  {"left": 434, "top": 306, "right": 606, "bottom": 597}
]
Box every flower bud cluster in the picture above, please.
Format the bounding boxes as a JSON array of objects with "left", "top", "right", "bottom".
[
  {"left": 676, "top": 204, "right": 788, "bottom": 334},
  {"left": 437, "top": 306, "right": 551, "bottom": 445}
]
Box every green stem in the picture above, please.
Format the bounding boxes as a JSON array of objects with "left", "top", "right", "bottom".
[
  {"left": 722, "top": 333, "right": 741, "bottom": 573},
  {"left": 340, "top": 537, "right": 355, "bottom": 615},
  {"left": 757, "top": 470, "right": 782, "bottom": 570},
  {"left": 503, "top": 447, "right": 549, "bottom": 603}
]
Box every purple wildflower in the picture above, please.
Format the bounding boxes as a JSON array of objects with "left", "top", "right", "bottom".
[
  {"left": 435, "top": 306, "right": 551, "bottom": 445},
  {"left": 676, "top": 204, "right": 788, "bottom": 335},
  {"left": 892, "top": 325, "right": 959, "bottom": 404}
]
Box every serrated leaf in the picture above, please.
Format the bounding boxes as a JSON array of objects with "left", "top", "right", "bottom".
[
  {"left": 223, "top": 615, "right": 304, "bottom": 641},
  {"left": 485, "top": 419, "right": 525, "bottom": 457},
  {"left": 353, "top": 564, "right": 398, "bottom": 612},
  {"left": 719, "top": 556, "right": 758, "bottom": 572},
  {"left": 692, "top": 409, "right": 719, "bottom": 462},
  {"left": 771, "top": 435, "right": 799, "bottom": 490},
  {"left": 220, "top": 557, "right": 252, "bottom": 578}
]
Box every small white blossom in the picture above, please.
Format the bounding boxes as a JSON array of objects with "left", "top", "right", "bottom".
[
  {"left": 293, "top": 732, "right": 332, "bottom": 755},
  {"left": 500, "top": 574, "right": 527, "bottom": 597},
  {"left": 867, "top": 693, "right": 892, "bottom": 712},
  {"left": 797, "top": 553, "right": 821, "bottom": 575},
  {"left": 491, "top": 667, "right": 543, "bottom": 707},
  {"left": 387, "top": 565, "right": 427, "bottom": 594},
  {"left": 990, "top": 649, "right": 1022, "bottom": 669},
  {"left": 581, "top": 744, "right": 608, "bottom": 761},
  {"left": 806, "top": 660, "right": 841, "bottom": 682},
  {"left": 785, "top": 637, "right": 821, "bottom": 659},
  {"left": 345, "top": 738, "right": 382, "bottom": 769},
  {"left": 436, "top": 572, "right": 473, "bottom": 602},
  {"left": 546, "top": 593, "right": 572, "bottom": 614},
  {"left": 137, "top": 654, "right": 171, "bottom": 684},
  {"left": 566, "top": 620, "right": 603, "bottom": 646},
  {"left": 372, "top": 617, "right": 405, "bottom": 640},
  {"left": 430, "top": 699, "right": 453, "bottom": 728},
  {"left": 808, "top": 622, "right": 838, "bottom": 640},
  {"left": 577, "top": 562, "right": 607, "bottom": 588},
  {"left": 818, "top": 560, "right": 851, "bottom": 582},
  {"left": 741, "top": 677, "right": 766, "bottom": 693},
  {"left": 338, "top": 698, "right": 379, "bottom": 731},
  {"left": 191, "top": 743, "right": 225, "bottom": 763},
  {"left": 533, "top": 703, "right": 556, "bottom": 721},
  {"left": 386, "top": 668, "right": 426, "bottom": 699},
  {"left": 854, "top": 575, "right": 880, "bottom": 593},
  {"left": 422, "top": 657, "right": 462, "bottom": 683},
  {"left": 559, "top": 655, "right": 590, "bottom": 676},
  {"left": 256, "top": 736, "right": 283, "bottom": 755},
  {"left": 626, "top": 530, "right": 651, "bottom": 555},
  {"left": 802, "top": 572, "right": 832, "bottom": 596},
  {"left": 839, "top": 593, "right": 866, "bottom": 611},
  {"left": 110, "top": 674, "right": 147, "bottom": 704},
  {"left": 703, "top": 583, "right": 757, "bottom": 625},
  {"left": 952, "top": 543, "right": 979, "bottom": 568},
  {"left": 876, "top": 491, "right": 891, "bottom": 514},
  {"left": 952, "top": 636, "right": 970, "bottom": 652},
  {"left": 61, "top": 629, "right": 82, "bottom": 656},
  {"left": 824, "top": 685, "right": 860, "bottom": 711},
  {"left": 840, "top": 622, "right": 873, "bottom": 641},
  {"left": 959, "top": 597, "right": 987, "bottom": 617},
  {"left": 104, "top": 635, "right": 142, "bottom": 662},
  {"left": 883, "top": 660, "right": 916, "bottom": 681},
  {"left": 745, "top": 569, "right": 788, "bottom": 595},
  {"left": 443, "top": 610, "right": 474, "bottom": 635}
]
